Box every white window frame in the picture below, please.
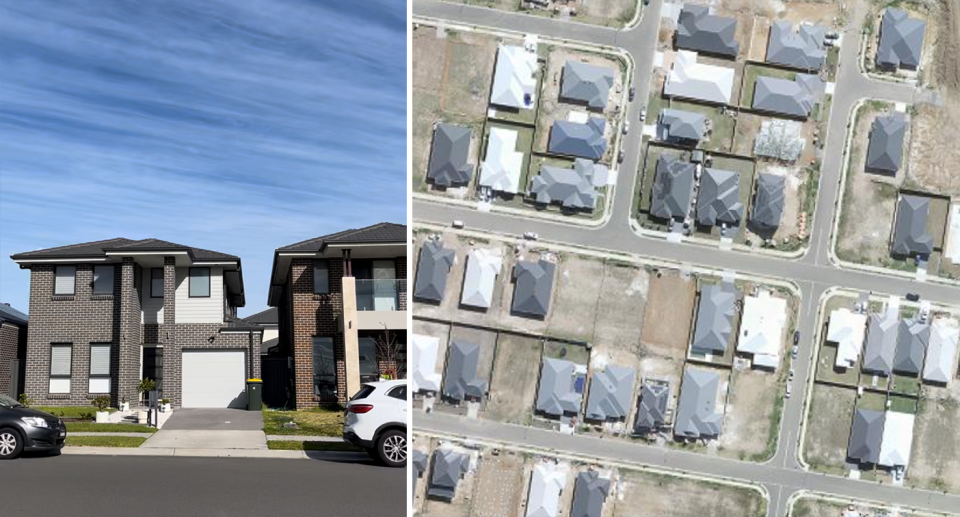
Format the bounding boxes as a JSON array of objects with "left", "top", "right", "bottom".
[{"left": 54, "top": 266, "right": 76, "bottom": 295}]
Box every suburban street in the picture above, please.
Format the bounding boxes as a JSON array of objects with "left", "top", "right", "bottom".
[
  {"left": 412, "top": 0, "right": 960, "bottom": 515},
  {"left": 0, "top": 454, "right": 405, "bottom": 517}
]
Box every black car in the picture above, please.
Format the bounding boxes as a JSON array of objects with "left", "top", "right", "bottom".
[
  {"left": 905, "top": 293, "right": 920, "bottom": 302},
  {"left": 0, "top": 394, "right": 66, "bottom": 459}
]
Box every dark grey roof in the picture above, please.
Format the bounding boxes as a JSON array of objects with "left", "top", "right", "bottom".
[
  {"left": 414, "top": 240, "right": 455, "bottom": 302},
  {"left": 650, "top": 155, "right": 696, "bottom": 221},
  {"left": 0, "top": 303, "right": 28, "bottom": 326},
  {"left": 766, "top": 21, "right": 826, "bottom": 71},
  {"left": 893, "top": 318, "right": 929, "bottom": 375},
  {"left": 512, "top": 260, "right": 556, "bottom": 318},
  {"left": 243, "top": 307, "right": 277, "bottom": 326},
  {"left": 584, "top": 365, "right": 635, "bottom": 422},
  {"left": 428, "top": 123, "right": 474, "bottom": 187},
  {"left": 442, "top": 340, "right": 488, "bottom": 402},
  {"left": 891, "top": 195, "right": 933, "bottom": 258},
  {"left": 752, "top": 75, "right": 822, "bottom": 118},
  {"left": 750, "top": 173, "right": 786, "bottom": 233},
  {"left": 691, "top": 282, "right": 737, "bottom": 355},
  {"left": 413, "top": 449, "right": 428, "bottom": 495},
  {"left": 865, "top": 114, "right": 906, "bottom": 174},
  {"left": 427, "top": 449, "right": 469, "bottom": 501},
  {"left": 560, "top": 61, "right": 615, "bottom": 110},
  {"left": 658, "top": 108, "right": 706, "bottom": 143},
  {"left": 276, "top": 222, "right": 406, "bottom": 252},
  {"left": 570, "top": 471, "right": 610, "bottom": 517},
  {"left": 548, "top": 117, "right": 607, "bottom": 160},
  {"left": 848, "top": 408, "right": 885, "bottom": 464},
  {"left": 220, "top": 315, "right": 263, "bottom": 331},
  {"left": 877, "top": 8, "right": 926, "bottom": 70},
  {"left": 634, "top": 380, "right": 670, "bottom": 434},
  {"left": 696, "top": 168, "right": 743, "bottom": 227},
  {"left": 863, "top": 313, "right": 899, "bottom": 375},
  {"left": 11, "top": 237, "right": 238, "bottom": 262},
  {"left": 531, "top": 159, "right": 601, "bottom": 210},
  {"left": 676, "top": 5, "right": 739, "bottom": 58},
  {"left": 536, "top": 357, "right": 584, "bottom": 417},
  {"left": 674, "top": 368, "right": 724, "bottom": 439}
]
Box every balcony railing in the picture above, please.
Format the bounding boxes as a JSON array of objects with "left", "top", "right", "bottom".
[{"left": 354, "top": 279, "right": 406, "bottom": 312}]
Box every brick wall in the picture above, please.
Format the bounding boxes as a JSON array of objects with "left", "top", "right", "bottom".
[
  {"left": 162, "top": 323, "right": 262, "bottom": 407},
  {"left": 0, "top": 323, "right": 20, "bottom": 396},
  {"left": 290, "top": 258, "right": 346, "bottom": 407},
  {"left": 396, "top": 256, "right": 407, "bottom": 311},
  {"left": 118, "top": 259, "right": 142, "bottom": 405}
]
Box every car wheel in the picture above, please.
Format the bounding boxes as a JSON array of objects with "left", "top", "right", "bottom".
[
  {"left": 0, "top": 428, "right": 24, "bottom": 460},
  {"left": 376, "top": 429, "right": 406, "bottom": 468}
]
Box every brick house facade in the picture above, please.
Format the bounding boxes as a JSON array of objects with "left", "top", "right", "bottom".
[{"left": 0, "top": 303, "right": 29, "bottom": 398}]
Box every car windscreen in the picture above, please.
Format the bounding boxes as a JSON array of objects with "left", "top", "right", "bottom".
[
  {"left": 0, "top": 393, "right": 21, "bottom": 408},
  {"left": 350, "top": 384, "right": 377, "bottom": 401}
]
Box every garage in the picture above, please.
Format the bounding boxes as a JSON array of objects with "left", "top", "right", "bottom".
[{"left": 182, "top": 350, "right": 247, "bottom": 408}]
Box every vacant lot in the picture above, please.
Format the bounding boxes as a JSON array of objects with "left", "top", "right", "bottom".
[
  {"left": 802, "top": 383, "right": 857, "bottom": 474},
  {"left": 789, "top": 496, "right": 911, "bottom": 517},
  {"left": 720, "top": 368, "right": 783, "bottom": 462},
  {"left": 906, "top": 102, "right": 960, "bottom": 196},
  {"left": 612, "top": 469, "right": 766, "bottom": 517},
  {"left": 640, "top": 271, "right": 696, "bottom": 361},
  {"left": 485, "top": 333, "right": 543, "bottom": 425},
  {"left": 516, "top": 0, "right": 638, "bottom": 28},
  {"left": 593, "top": 262, "right": 649, "bottom": 351},
  {"left": 472, "top": 451, "right": 525, "bottom": 517},
  {"left": 909, "top": 382, "right": 960, "bottom": 492},
  {"left": 547, "top": 255, "right": 605, "bottom": 343}
]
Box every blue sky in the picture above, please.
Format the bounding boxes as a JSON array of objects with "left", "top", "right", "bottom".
[{"left": 0, "top": 0, "right": 407, "bottom": 316}]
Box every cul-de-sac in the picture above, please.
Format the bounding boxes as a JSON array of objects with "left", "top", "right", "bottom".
[{"left": 410, "top": 0, "right": 960, "bottom": 516}]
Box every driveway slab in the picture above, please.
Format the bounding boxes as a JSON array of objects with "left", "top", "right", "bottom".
[
  {"left": 160, "top": 409, "right": 264, "bottom": 431},
  {"left": 141, "top": 430, "right": 267, "bottom": 450}
]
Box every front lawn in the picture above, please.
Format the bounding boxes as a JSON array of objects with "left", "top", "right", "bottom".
[
  {"left": 267, "top": 440, "right": 362, "bottom": 452},
  {"left": 65, "top": 436, "right": 146, "bottom": 448},
  {"left": 34, "top": 406, "right": 116, "bottom": 419},
  {"left": 66, "top": 423, "right": 157, "bottom": 433},
  {"left": 262, "top": 406, "right": 344, "bottom": 437}
]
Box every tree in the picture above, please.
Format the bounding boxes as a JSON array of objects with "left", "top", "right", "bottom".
[{"left": 375, "top": 327, "right": 406, "bottom": 381}]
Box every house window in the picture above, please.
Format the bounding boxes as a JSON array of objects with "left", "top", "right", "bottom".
[
  {"left": 89, "top": 344, "right": 111, "bottom": 393},
  {"left": 93, "top": 265, "right": 114, "bottom": 295},
  {"left": 49, "top": 344, "right": 72, "bottom": 394},
  {"left": 359, "top": 337, "right": 378, "bottom": 382},
  {"left": 54, "top": 266, "right": 76, "bottom": 295},
  {"left": 312, "top": 337, "right": 337, "bottom": 400},
  {"left": 189, "top": 267, "right": 210, "bottom": 297},
  {"left": 151, "top": 268, "right": 164, "bottom": 298},
  {"left": 313, "top": 260, "right": 329, "bottom": 294}
]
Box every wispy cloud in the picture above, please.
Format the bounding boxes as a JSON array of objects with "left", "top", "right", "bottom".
[{"left": 0, "top": 0, "right": 407, "bottom": 315}]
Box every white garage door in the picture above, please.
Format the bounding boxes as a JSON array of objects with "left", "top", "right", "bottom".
[{"left": 182, "top": 350, "right": 247, "bottom": 408}]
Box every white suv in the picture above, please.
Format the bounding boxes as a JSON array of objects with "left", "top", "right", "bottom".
[{"left": 343, "top": 380, "right": 407, "bottom": 467}]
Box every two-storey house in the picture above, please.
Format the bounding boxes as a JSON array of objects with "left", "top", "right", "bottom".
[
  {"left": 267, "top": 223, "right": 406, "bottom": 407},
  {"left": 10, "top": 238, "right": 261, "bottom": 409}
]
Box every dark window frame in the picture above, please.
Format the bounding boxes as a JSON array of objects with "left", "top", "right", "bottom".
[
  {"left": 313, "top": 260, "right": 330, "bottom": 294},
  {"left": 54, "top": 265, "right": 77, "bottom": 296},
  {"left": 92, "top": 265, "right": 115, "bottom": 295},
  {"left": 49, "top": 343, "right": 73, "bottom": 394},
  {"left": 312, "top": 336, "right": 337, "bottom": 399},
  {"left": 188, "top": 267, "right": 211, "bottom": 298},
  {"left": 150, "top": 268, "right": 164, "bottom": 298},
  {"left": 88, "top": 343, "right": 112, "bottom": 394}
]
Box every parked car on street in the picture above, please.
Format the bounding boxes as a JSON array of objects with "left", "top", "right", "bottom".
[
  {"left": 905, "top": 292, "right": 920, "bottom": 302},
  {"left": 342, "top": 380, "right": 407, "bottom": 468},
  {"left": 523, "top": 231, "right": 539, "bottom": 241},
  {"left": 622, "top": 121, "right": 630, "bottom": 134},
  {"left": 639, "top": 106, "right": 647, "bottom": 122},
  {"left": 628, "top": 86, "right": 636, "bottom": 101},
  {"left": 791, "top": 344, "right": 799, "bottom": 359},
  {"left": 0, "top": 394, "right": 66, "bottom": 459}
]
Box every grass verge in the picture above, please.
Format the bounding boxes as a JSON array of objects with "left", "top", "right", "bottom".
[
  {"left": 34, "top": 407, "right": 116, "bottom": 418},
  {"left": 65, "top": 436, "right": 146, "bottom": 448},
  {"left": 267, "top": 440, "right": 362, "bottom": 452},
  {"left": 262, "top": 405, "right": 344, "bottom": 437},
  {"left": 65, "top": 423, "right": 157, "bottom": 433}
]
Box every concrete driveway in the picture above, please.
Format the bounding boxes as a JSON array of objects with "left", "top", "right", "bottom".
[
  {"left": 142, "top": 409, "right": 267, "bottom": 450},
  {"left": 160, "top": 408, "right": 264, "bottom": 431}
]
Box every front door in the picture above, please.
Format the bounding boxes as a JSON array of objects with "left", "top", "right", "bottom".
[{"left": 142, "top": 347, "right": 164, "bottom": 395}]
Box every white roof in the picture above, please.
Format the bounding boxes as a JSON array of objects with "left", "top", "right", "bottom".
[
  {"left": 945, "top": 204, "right": 960, "bottom": 262},
  {"left": 461, "top": 248, "right": 503, "bottom": 309},
  {"left": 525, "top": 462, "right": 566, "bottom": 517},
  {"left": 479, "top": 127, "right": 524, "bottom": 194},
  {"left": 411, "top": 334, "right": 442, "bottom": 393},
  {"left": 879, "top": 411, "right": 915, "bottom": 468},
  {"left": 737, "top": 291, "right": 787, "bottom": 369},
  {"left": 828, "top": 308, "right": 868, "bottom": 369},
  {"left": 923, "top": 318, "right": 959, "bottom": 384},
  {"left": 491, "top": 44, "right": 538, "bottom": 110},
  {"left": 664, "top": 50, "right": 735, "bottom": 104}
]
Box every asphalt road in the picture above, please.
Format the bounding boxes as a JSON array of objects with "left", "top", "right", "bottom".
[{"left": 0, "top": 454, "right": 405, "bottom": 517}]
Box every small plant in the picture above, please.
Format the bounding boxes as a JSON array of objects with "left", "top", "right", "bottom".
[
  {"left": 92, "top": 395, "right": 111, "bottom": 412},
  {"left": 161, "top": 398, "right": 170, "bottom": 405},
  {"left": 137, "top": 379, "right": 156, "bottom": 399},
  {"left": 78, "top": 411, "right": 95, "bottom": 421},
  {"left": 121, "top": 396, "right": 127, "bottom": 404},
  {"left": 18, "top": 393, "right": 33, "bottom": 407}
]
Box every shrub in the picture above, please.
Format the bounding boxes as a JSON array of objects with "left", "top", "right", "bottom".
[
  {"left": 91, "top": 395, "right": 112, "bottom": 412},
  {"left": 137, "top": 379, "right": 156, "bottom": 395},
  {"left": 78, "top": 411, "right": 95, "bottom": 421},
  {"left": 18, "top": 393, "right": 34, "bottom": 407},
  {"left": 160, "top": 399, "right": 170, "bottom": 405}
]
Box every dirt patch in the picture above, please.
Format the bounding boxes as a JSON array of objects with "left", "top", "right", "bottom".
[
  {"left": 776, "top": 1, "right": 844, "bottom": 27},
  {"left": 719, "top": 367, "right": 782, "bottom": 461},
  {"left": 906, "top": 102, "right": 960, "bottom": 196},
  {"left": 908, "top": 382, "right": 960, "bottom": 492},
  {"left": 576, "top": 0, "right": 638, "bottom": 27},
  {"left": 932, "top": 0, "right": 960, "bottom": 93},
  {"left": 471, "top": 451, "right": 525, "bottom": 517},
  {"left": 612, "top": 469, "right": 765, "bottom": 517},
  {"left": 640, "top": 271, "right": 696, "bottom": 361},
  {"left": 592, "top": 263, "right": 649, "bottom": 350},
  {"left": 802, "top": 383, "right": 857, "bottom": 474},
  {"left": 486, "top": 333, "right": 543, "bottom": 425},
  {"left": 547, "top": 255, "right": 606, "bottom": 342}
]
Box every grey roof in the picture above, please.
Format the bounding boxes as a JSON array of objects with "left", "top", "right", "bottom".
[
  {"left": 658, "top": 108, "right": 706, "bottom": 143},
  {"left": 560, "top": 61, "right": 615, "bottom": 110},
  {"left": 536, "top": 357, "right": 584, "bottom": 417},
  {"left": 531, "top": 159, "right": 602, "bottom": 210},
  {"left": 427, "top": 123, "right": 474, "bottom": 187},
  {"left": 512, "top": 259, "right": 556, "bottom": 318},
  {"left": 570, "top": 471, "right": 610, "bottom": 517},
  {"left": 752, "top": 75, "right": 822, "bottom": 118},
  {"left": 696, "top": 168, "right": 743, "bottom": 227},
  {"left": 277, "top": 222, "right": 406, "bottom": 252},
  {"left": 891, "top": 195, "right": 933, "bottom": 258},
  {"left": 650, "top": 154, "right": 696, "bottom": 221},
  {"left": 414, "top": 240, "right": 455, "bottom": 302},
  {"left": 548, "top": 117, "right": 607, "bottom": 160},
  {"left": 0, "top": 303, "right": 28, "bottom": 326},
  {"left": 750, "top": 173, "right": 786, "bottom": 234},
  {"left": 674, "top": 368, "right": 724, "bottom": 439},
  {"left": 676, "top": 5, "right": 739, "bottom": 58},
  {"left": 634, "top": 380, "right": 670, "bottom": 434},
  {"left": 877, "top": 8, "right": 926, "bottom": 70},
  {"left": 442, "top": 341, "right": 488, "bottom": 402},
  {"left": 243, "top": 307, "right": 277, "bottom": 326},
  {"left": 766, "top": 21, "right": 826, "bottom": 71},
  {"left": 413, "top": 449, "right": 428, "bottom": 495},
  {"left": 865, "top": 114, "right": 906, "bottom": 174},
  {"left": 863, "top": 313, "right": 899, "bottom": 375},
  {"left": 691, "top": 282, "right": 737, "bottom": 355},
  {"left": 848, "top": 408, "right": 885, "bottom": 464},
  {"left": 11, "top": 237, "right": 238, "bottom": 262},
  {"left": 893, "top": 318, "right": 929, "bottom": 375},
  {"left": 427, "top": 449, "right": 469, "bottom": 501},
  {"left": 584, "top": 365, "right": 635, "bottom": 422}
]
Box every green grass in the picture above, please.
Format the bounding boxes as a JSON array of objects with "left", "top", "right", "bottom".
[
  {"left": 65, "top": 423, "right": 157, "bottom": 433},
  {"left": 543, "top": 340, "right": 590, "bottom": 364},
  {"left": 34, "top": 406, "right": 116, "bottom": 418},
  {"left": 857, "top": 390, "right": 888, "bottom": 412},
  {"left": 669, "top": 100, "right": 735, "bottom": 152},
  {"left": 267, "top": 440, "right": 362, "bottom": 452},
  {"left": 888, "top": 394, "right": 918, "bottom": 414},
  {"left": 262, "top": 406, "right": 344, "bottom": 437},
  {"left": 65, "top": 436, "right": 146, "bottom": 448}
]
